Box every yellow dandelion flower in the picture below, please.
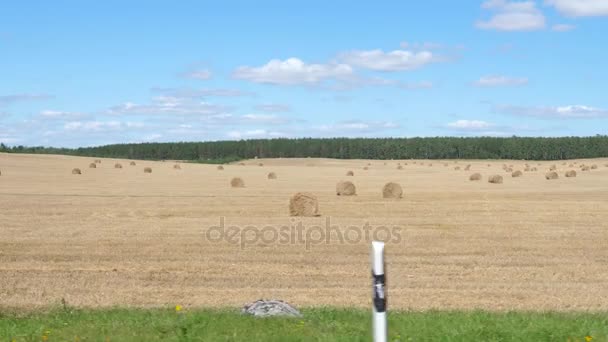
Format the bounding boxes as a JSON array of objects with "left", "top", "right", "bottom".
[
  {"left": 175, "top": 305, "right": 182, "bottom": 312},
  {"left": 42, "top": 335, "right": 49, "bottom": 342},
  {"left": 585, "top": 336, "right": 593, "bottom": 342}
]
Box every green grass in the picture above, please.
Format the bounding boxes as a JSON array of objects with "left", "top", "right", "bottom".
[{"left": 1, "top": 308, "right": 606, "bottom": 341}]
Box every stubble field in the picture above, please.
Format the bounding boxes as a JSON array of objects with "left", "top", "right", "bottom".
[{"left": 1, "top": 153, "right": 607, "bottom": 312}]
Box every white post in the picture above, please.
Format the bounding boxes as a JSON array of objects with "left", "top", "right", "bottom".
[{"left": 371, "top": 241, "right": 387, "bottom": 342}]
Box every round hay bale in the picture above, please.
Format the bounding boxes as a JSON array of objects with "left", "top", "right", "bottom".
[
  {"left": 545, "top": 171, "right": 559, "bottom": 180},
  {"left": 487, "top": 164, "right": 491, "bottom": 167},
  {"left": 382, "top": 182, "right": 403, "bottom": 199},
  {"left": 397, "top": 165, "right": 403, "bottom": 170},
  {"left": 469, "top": 173, "right": 482, "bottom": 181},
  {"left": 428, "top": 163, "right": 433, "bottom": 167},
  {"left": 464, "top": 164, "right": 471, "bottom": 171},
  {"left": 549, "top": 165, "right": 557, "bottom": 171},
  {"left": 581, "top": 166, "right": 590, "bottom": 171},
  {"left": 239, "top": 162, "right": 245, "bottom": 166},
  {"left": 89, "top": 163, "right": 97, "bottom": 168},
  {"left": 267, "top": 172, "right": 277, "bottom": 180},
  {"left": 94, "top": 159, "right": 101, "bottom": 164},
  {"left": 289, "top": 192, "right": 320, "bottom": 217},
  {"left": 505, "top": 167, "right": 513, "bottom": 173},
  {"left": 173, "top": 164, "right": 181, "bottom": 170},
  {"left": 512, "top": 170, "right": 523, "bottom": 177},
  {"left": 531, "top": 167, "right": 538, "bottom": 171},
  {"left": 565, "top": 170, "right": 577, "bottom": 178},
  {"left": 346, "top": 170, "right": 354, "bottom": 176},
  {"left": 258, "top": 163, "right": 264, "bottom": 167},
  {"left": 591, "top": 164, "right": 598, "bottom": 169},
  {"left": 144, "top": 167, "right": 152, "bottom": 173},
  {"left": 363, "top": 166, "right": 369, "bottom": 170},
  {"left": 217, "top": 165, "right": 224, "bottom": 170},
  {"left": 524, "top": 167, "right": 531, "bottom": 172},
  {"left": 336, "top": 181, "right": 356, "bottom": 196},
  {"left": 231, "top": 177, "right": 245, "bottom": 188},
  {"left": 114, "top": 163, "right": 123, "bottom": 169},
  {"left": 454, "top": 166, "right": 461, "bottom": 170},
  {"left": 71, "top": 168, "right": 81, "bottom": 175},
  {"left": 130, "top": 161, "right": 136, "bottom": 166},
  {"left": 488, "top": 175, "right": 503, "bottom": 184},
  {"left": 568, "top": 164, "right": 574, "bottom": 168}
]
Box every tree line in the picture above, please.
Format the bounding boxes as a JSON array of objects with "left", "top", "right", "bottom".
[{"left": 1, "top": 136, "right": 608, "bottom": 161}]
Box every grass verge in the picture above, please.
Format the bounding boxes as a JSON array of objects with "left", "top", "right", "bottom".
[{"left": 1, "top": 308, "right": 606, "bottom": 341}]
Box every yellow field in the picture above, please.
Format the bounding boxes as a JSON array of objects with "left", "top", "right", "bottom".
[{"left": 1, "top": 153, "right": 607, "bottom": 311}]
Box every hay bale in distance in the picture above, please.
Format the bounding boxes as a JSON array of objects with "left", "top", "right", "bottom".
[
  {"left": 336, "top": 181, "right": 356, "bottom": 196},
  {"left": 565, "top": 170, "right": 577, "bottom": 178},
  {"left": 258, "top": 163, "right": 264, "bottom": 167},
  {"left": 581, "top": 166, "right": 590, "bottom": 171},
  {"left": 130, "top": 161, "right": 136, "bottom": 166},
  {"left": 512, "top": 170, "right": 523, "bottom": 177},
  {"left": 217, "top": 165, "right": 224, "bottom": 170},
  {"left": 397, "top": 165, "right": 403, "bottom": 170},
  {"left": 346, "top": 170, "right": 354, "bottom": 176},
  {"left": 231, "top": 177, "right": 245, "bottom": 188},
  {"left": 591, "top": 164, "right": 598, "bottom": 169},
  {"left": 545, "top": 171, "right": 559, "bottom": 180},
  {"left": 95, "top": 159, "right": 101, "bottom": 164},
  {"left": 89, "top": 163, "right": 97, "bottom": 169},
  {"left": 464, "top": 164, "right": 471, "bottom": 171},
  {"left": 289, "top": 192, "right": 320, "bottom": 217},
  {"left": 488, "top": 175, "right": 503, "bottom": 184},
  {"left": 267, "top": 172, "right": 277, "bottom": 180},
  {"left": 363, "top": 166, "right": 369, "bottom": 170},
  {"left": 114, "top": 163, "right": 123, "bottom": 169},
  {"left": 144, "top": 167, "right": 152, "bottom": 173},
  {"left": 72, "top": 168, "right": 81, "bottom": 175},
  {"left": 382, "top": 182, "right": 403, "bottom": 199},
  {"left": 454, "top": 166, "right": 461, "bottom": 171},
  {"left": 469, "top": 173, "right": 482, "bottom": 181}
]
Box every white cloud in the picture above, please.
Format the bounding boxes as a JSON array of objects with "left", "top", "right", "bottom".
[
  {"left": 254, "top": 104, "right": 291, "bottom": 112},
  {"left": 447, "top": 120, "right": 495, "bottom": 130},
  {"left": 497, "top": 104, "right": 608, "bottom": 118},
  {"left": 0, "top": 93, "right": 53, "bottom": 105},
  {"left": 39, "top": 110, "right": 86, "bottom": 120},
  {"left": 474, "top": 75, "right": 529, "bottom": 87},
  {"left": 338, "top": 49, "right": 436, "bottom": 71},
  {"left": 545, "top": 0, "right": 608, "bottom": 17},
  {"left": 107, "top": 96, "right": 232, "bottom": 117},
  {"left": 233, "top": 58, "right": 353, "bottom": 85},
  {"left": 226, "top": 129, "right": 287, "bottom": 139},
  {"left": 240, "top": 113, "right": 292, "bottom": 124},
  {"left": 152, "top": 87, "right": 253, "bottom": 98},
  {"left": 315, "top": 120, "right": 399, "bottom": 133},
  {"left": 184, "top": 69, "right": 212, "bottom": 80},
  {"left": 551, "top": 23, "right": 576, "bottom": 31},
  {"left": 477, "top": 0, "right": 546, "bottom": 31}
]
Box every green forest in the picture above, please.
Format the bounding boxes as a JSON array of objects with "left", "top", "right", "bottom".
[{"left": 1, "top": 136, "right": 608, "bottom": 161}]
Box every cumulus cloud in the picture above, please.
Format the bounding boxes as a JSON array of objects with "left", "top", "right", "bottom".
[
  {"left": 545, "top": 0, "right": 608, "bottom": 17},
  {"left": 473, "top": 75, "right": 529, "bottom": 87},
  {"left": 233, "top": 58, "right": 353, "bottom": 85},
  {"left": 477, "top": 0, "right": 546, "bottom": 31},
  {"left": 337, "top": 49, "right": 436, "bottom": 71},
  {"left": 496, "top": 104, "right": 608, "bottom": 118}
]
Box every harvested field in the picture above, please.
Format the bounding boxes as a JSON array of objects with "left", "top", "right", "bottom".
[{"left": 0, "top": 154, "right": 607, "bottom": 312}]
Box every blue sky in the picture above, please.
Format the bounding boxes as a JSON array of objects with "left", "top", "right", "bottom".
[{"left": 1, "top": 0, "right": 607, "bottom": 147}]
